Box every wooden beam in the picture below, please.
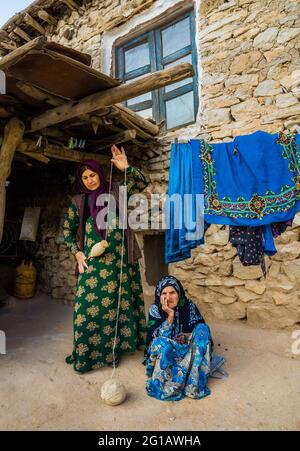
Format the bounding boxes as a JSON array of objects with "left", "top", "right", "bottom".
[
  {"left": 18, "top": 139, "right": 110, "bottom": 165},
  {"left": 16, "top": 80, "right": 66, "bottom": 106},
  {"left": 37, "top": 10, "right": 58, "bottom": 26},
  {"left": 0, "top": 118, "right": 25, "bottom": 242},
  {"left": 0, "top": 106, "right": 15, "bottom": 118},
  {"left": 116, "top": 105, "right": 159, "bottom": 135},
  {"left": 13, "top": 26, "right": 32, "bottom": 42},
  {"left": 114, "top": 104, "right": 159, "bottom": 135},
  {"left": 88, "top": 129, "right": 137, "bottom": 151},
  {"left": 114, "top": 111, "right": 155, "bottom": 140},
  {"left": 30, "top": 63, "right": 194, "bottom": 131},
  {"left": 24, "top": 13, "right": 46, "bottom": 35},
  {"left": 0, "top": 41, "right": 18, "bottom": 52},
  {"left": 18, "top": 150, "right": 50, "bottom": 163},
  {"left": 59, "top": 0, "right": 80, "bottom": 11},
  {"left": 0, "top": 36, "right": 47, "bottom": 70}
]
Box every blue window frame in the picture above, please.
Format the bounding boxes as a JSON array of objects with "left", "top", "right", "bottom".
[{"left": 116, "top": 10, "right": 198, "bottom": 131}]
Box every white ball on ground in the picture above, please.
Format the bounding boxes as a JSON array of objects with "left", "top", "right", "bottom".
[{"left": 100, "top": 379, "right": 127, "bottom": 406}]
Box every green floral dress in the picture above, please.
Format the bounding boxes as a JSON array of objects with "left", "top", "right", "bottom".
[{"left": 63, "top": 166, "right": 148, "bottom": 373}]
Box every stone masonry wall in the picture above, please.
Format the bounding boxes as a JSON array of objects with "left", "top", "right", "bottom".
[{"left": 142, "top": 0, "right": 300, "bottom": 329}]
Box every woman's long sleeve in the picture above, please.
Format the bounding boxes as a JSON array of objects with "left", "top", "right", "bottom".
[
  {"left": 125, "top": 166, "right": 149, "bottom": 196},
  {"left": 63, "top": 203, "right": 80, "bottom": 255}
]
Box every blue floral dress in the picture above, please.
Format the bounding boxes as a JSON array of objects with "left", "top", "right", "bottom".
[{"left": 145, "top": 297, "right": 212, "bottom": 401}]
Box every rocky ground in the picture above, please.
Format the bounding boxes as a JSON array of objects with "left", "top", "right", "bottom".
[{"left": 0, "top": 292, "right": 300, "bottom": 431}]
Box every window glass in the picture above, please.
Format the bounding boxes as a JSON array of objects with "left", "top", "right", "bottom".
[
  {"left": 166, "top": 91, "right": 195, "bottom": 129},
  {"left": 124, "top": 42, "right": 150, "bottom": 73},
  {"left": 161, "top": 17, "right": 191, "bottom": 57}
]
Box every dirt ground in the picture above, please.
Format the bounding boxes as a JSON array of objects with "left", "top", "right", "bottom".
[{"left": 0, "top": 292, "right": 300, "bottom": 431}]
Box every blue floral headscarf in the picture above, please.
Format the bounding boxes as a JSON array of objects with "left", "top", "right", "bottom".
[{"left": 146, "top": 276, "right": 205, "bottom": 347}]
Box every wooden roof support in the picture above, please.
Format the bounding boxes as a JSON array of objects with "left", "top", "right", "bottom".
[
  {"left": 16, "top": 80, "right": 67, "bottom": 106},
  {"left": 114, "top": 104, "right": 159, "bottom": 136},
  {"left": 0, "top": 41, "right": 18, "bottom": 52},
  {"left": 24, "top": 13, "right": 46, "bottom": 35},
  {"left": 37, "top": 10, "right": 58, "bottom": 26},
  {"left": 88, "top": 129, "right": 137, "bottom": 151},
  {"left": 30, "top": 62, "right": 194, "bottom": 131},
  {"left": 18, "top": 150, "right": 50, "bottom": 163},
  {"left": 13, "top": 26, "right": 32, "bottom": 42},
  {"left": 59, "top": 0, "right": 80, "bottom": 12},
  {"left": 0, "top": 118, "right": 25, "bottom": 242},
  {"left": 0, "top": 36, "right": 47, "bottom": 70},
  {"left": 0, "top": 105, "right": 15, "bottom": 119},
  {"left": 18, "top": 139, "right": 110, "bottom": 165}
]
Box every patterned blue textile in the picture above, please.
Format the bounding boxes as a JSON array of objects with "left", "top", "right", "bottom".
[
  {"left": 145, "top": 322, "right": 212, "bottom": 401},
  {"left": 191, "top": 131, "right": 300, "bottom": 226}
]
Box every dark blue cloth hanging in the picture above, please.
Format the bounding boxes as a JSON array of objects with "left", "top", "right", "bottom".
[{"left": 165, "top": 142, "right": 206, "bottom": 263}]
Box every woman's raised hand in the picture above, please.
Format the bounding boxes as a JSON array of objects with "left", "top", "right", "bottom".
[
  {"left": 161, "top": 298, "right": 175, "bottom": 324},
  {"left": 111, "top": 144, "right": 129, "bottom": 172},
  {"left": 75, "top": 251, "right": 88, "bottom": 274}
]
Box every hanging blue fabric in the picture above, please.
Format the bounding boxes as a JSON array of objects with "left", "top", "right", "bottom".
[
  {"left": 165, "top": 142, "right": 205, "bottom": 264},
  {"left": 191, "top": 131, "right": 300, "bottom": 226}
]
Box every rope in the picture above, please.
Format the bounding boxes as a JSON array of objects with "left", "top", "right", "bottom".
[{"left": 110, "top": 166, "right": 127, "bottom": 379}]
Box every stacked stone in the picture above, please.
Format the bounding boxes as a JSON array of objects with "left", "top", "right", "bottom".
[
  {"left": 35, "top": 229, "right": 77, "bottom": 306},
  {"left": 169, "top": 215, "right": 300, "bottom": 329},
  {"left": 198, "top": 0, "right": 300, "bottom": 140},
  {"left": 48, "top": 0, "right": 157, "bottom": 70}
]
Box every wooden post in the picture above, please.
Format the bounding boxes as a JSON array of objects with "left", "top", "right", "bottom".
[
  {"left": 30, "top": 63, "right": 194, "bottom": 131},
  {"left": 0, "top": 118, "right": 25, "bottom": 242}
]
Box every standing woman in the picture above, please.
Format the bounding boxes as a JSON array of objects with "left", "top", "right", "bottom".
[{"left": 63, "top": 145, "right": 148, "bottom": 373}]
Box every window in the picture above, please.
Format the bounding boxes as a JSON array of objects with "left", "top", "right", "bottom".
[{"left": 116, "top": 10, "right": 198, "bottom": 131}]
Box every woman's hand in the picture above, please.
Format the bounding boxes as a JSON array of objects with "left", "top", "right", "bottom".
[
  {"left": 161, "top": 298, "right": 175, "bottom": 324},
  {"left": 111, "top": 145, "right": 129, "bottom": 172},
  {"left": 75, "top": 251, "right": 88, "bottom": 274}
]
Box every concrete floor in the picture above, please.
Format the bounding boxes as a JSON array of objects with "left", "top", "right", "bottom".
[{"left": 0, "top": 292, "right": 300, "bottom": 431}]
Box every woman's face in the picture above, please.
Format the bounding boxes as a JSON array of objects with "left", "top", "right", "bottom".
[
  {"left": 160, "top": 286, "right": 179, "bottom": 309},
  {"left": 81, "top": 169, "right": 100, "bottom": 191}
]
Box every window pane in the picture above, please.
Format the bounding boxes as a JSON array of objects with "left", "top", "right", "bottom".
[
  {"left": 137, "top": 108, "right": 153, "bottom": 120},
  {"left": 165, "top": 54, "right": 193, "bottom": 93},
  {"left": 166, "top": 91, "right": 195, "bottom": 129},
  {"left": 161, "top": 17, "right": 191, "bottom": 57},
  {"left": 127, "top": 92, "right": 152, "bottom": 106},
  {"left": 125, "top": 42, "right": 150, "bottom": 73}
]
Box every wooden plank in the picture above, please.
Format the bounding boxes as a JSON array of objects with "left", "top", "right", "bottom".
[
  {"left": 24, "top": 13, "right": 46, "bottom": 35},
  {"left": 18, "top": 139, "right": 110, "bottom": 165},
  {"left": 30, "top": 63, "right": 194, "bottom": 131},
  {"left": 0, "top": 36, "right": 47, "bottom": 70},
  {"left": 13, "top": 26, "right": 32, "bottom": 43},
  {"left": 37, "top": 10, "right": 58, "bottom": 26},
  {"left": 0, "top": 118, "right": 25, "bottom": 242},
  {"left": 114, "top": 104, "right": 159, "bottom": 135},
  {"left": 88, "top": 129, "right": 137, "bottom": 151}
]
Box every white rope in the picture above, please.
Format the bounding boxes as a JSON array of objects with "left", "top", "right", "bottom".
[{"left": 110, "top": 166, "right": 127, "bottom": 379}]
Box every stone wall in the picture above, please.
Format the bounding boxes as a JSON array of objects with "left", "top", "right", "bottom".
[
  {"left": 142, "top": 0, "right": 300, "bottom": 328},
  {"left": 32, "top": 0, "right": 300, "bottom": 328},
  {"left": 47, "top": 0, "right": 158, "bottom": 70}
]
